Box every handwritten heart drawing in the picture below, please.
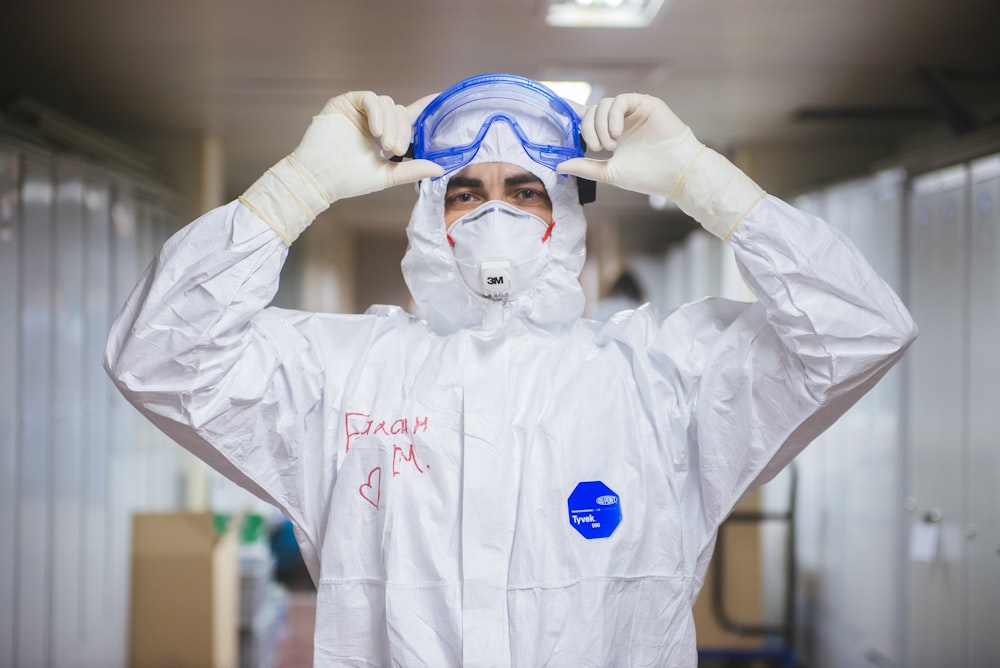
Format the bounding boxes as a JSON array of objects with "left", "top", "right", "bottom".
[{"left": 359, "top": 467, "right": 382, "bottom": 508}]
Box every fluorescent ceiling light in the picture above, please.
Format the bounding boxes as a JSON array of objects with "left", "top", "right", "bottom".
[
  {"left": 546, "top": 0, "right": 666, "bottom": 28},
  {"left": 539, "top": 80, "right": 594, "bottom": 106}
]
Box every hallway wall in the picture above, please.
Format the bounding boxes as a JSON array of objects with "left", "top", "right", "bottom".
[
  {"left": 0, "top": 130, "right": 184, "bottom": 667},
  {"left": 791, "top": 151, "right": 1000, "bottom": 667}
]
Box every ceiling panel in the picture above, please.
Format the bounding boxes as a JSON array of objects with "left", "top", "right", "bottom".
[{"left": 2, "top": 0, "right": 998, "bottom": 241}]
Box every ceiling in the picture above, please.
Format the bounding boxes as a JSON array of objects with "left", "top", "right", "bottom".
[{"left": 3, "top": 0, "right": 1000, "bottom": 252}]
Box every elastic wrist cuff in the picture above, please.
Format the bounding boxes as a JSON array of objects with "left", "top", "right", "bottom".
[
  {"left": 672, "top": 147, "right": 766, "bottom": 240},
  {"left": 240, "top": 157, "right": 330, "bottom": 244}
]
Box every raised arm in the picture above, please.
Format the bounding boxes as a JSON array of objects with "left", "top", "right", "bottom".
[
  {"left": 558, "top": 94, "right": 917, "bottom": 529},
  {"left": 104, "top": 92, "right": 443, "bottom": 531}
]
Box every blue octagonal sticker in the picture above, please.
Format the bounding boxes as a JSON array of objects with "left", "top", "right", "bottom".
[{"left": 567, "top": 481, "right": 622, "bottom": 539}]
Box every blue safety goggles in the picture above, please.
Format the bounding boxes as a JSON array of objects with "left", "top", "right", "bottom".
[{"left": 413, "top": 73, "right": 585, "bottom": 175}]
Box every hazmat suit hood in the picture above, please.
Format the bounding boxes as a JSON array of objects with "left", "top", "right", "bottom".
[{"left": 401, "top": 122, "right": 588, "bottom": 334}]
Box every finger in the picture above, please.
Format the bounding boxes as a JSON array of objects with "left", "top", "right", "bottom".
[
  {"left": 358, "top": 91, "right": 383, "bottom": 138},
  {"left": 319, "top": 95, "right": 341, "bottom": 116},
  {"left": 594, "top": 97, "right": 618, "bottom": 151},
  {"left": 608, "top": 94, "right": 636, "bottom": 140},
  {"left": 375, "top": 95, "right": 399, "bottom": 154},
  {"left": 387, "top": 102, "right": 411, "bottom": 156},
  {"left": 579, "top": 105, "right": 600, "bottom": 152},
  {"left": 389, "top": 158, "right": 445, "bottom": 186},
  {"left": 555, "top": 157, "right": 610, "bottom": 184},
  {"left": 389, "top": 98, "right": 410, "bottom": 154}
]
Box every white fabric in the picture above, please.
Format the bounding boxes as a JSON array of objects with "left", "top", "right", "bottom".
[
  {"left": 448, "top": 201, "right": 552, "bottom": 301},
  {"left": 105, "top": 193, "right": 915, "bottom": 666}
]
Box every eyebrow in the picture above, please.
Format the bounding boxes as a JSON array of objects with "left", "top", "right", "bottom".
[
  {"left": 446, "top": 175, "right": 483, "bottom": 191},
  {"left": 503, "top": 173, "right": 545, "bottom": 189},
  {"left": 445, "top": 171, "right": 545, "bottom": 193}
]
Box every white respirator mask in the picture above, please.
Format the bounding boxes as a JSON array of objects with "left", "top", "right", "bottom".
[{"left": 447, "top": 201, "right": 555, "bottom": 301}]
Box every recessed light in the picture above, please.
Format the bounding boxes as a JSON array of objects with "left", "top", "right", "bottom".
[
  {"left": 539, "top": 80, "right": 594, "bottom": 106},
  {"left": 546, "top": 0, "right": 666, "bottom": 28}
]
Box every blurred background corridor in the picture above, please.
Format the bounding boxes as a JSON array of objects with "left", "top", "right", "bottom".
[{"left": 2, "top": 1, "right": 999, "bottom": 666}]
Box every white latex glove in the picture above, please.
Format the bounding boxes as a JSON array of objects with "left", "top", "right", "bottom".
[
  {"left": 557, "top": 93, "right": 765, "bottom": 240},
  {"left": 241, "top": 92, "right": 444, "bottom": 244}
]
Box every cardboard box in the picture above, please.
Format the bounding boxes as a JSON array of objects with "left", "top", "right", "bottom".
[{"left": 130, "top": 512, "right": 239, "bottom": 668}]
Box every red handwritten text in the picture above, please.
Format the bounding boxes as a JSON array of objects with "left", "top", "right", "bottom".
[
  {"left": 392, "top": 444, "right": 425, "bottom": 476},
  {"left": 345, "top": 412, "right": 430, "bottom": 453}
]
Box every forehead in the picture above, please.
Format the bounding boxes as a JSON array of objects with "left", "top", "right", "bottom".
[{"left": 446, "top": 162, "right": 547, "bottom": 189}]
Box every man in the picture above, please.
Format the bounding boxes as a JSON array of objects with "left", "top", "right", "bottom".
[{"left": 105, "top": 74, "right": 916, "bottom": 666}]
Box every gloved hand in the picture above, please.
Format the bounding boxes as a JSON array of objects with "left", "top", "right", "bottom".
[
  {"left": 557, "top": 93, "right": 765, "bottom": 240},
  {"left": 241, "top": 92, "right": 444, "bottom": 244}
]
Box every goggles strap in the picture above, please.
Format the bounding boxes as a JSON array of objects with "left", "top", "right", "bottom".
[
  {"left": 388, "top": 144, "right": 416, "bottom": 162},
  {"left": 577, "top": 178, "right": 596, "bottom": 205}
]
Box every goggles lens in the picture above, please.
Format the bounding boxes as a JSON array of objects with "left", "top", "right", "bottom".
[{"left": 414, "top": 73, "right": 584, "bottom": 175}]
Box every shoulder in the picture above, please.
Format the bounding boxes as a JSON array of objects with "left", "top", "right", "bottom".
[
  {"left": 255, "top": 304, "right": 433, "bottom": 343},
  {"left": 592, "top": 298, "right": 748, "bottom": 339},
  {"left": 591, "top": 298, "right": 760, "bottom": 371}
]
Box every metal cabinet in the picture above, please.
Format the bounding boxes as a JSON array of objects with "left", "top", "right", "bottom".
[
  {"left": 18, "top": 149, "right": 56, "bottom": 668},
  {"left": 900, "top": 159, "right": 1000, "bottom": 667},
  {"left": 905, "top": 164, "right": 969, "bottom": 667},
  {"left": 902, "top": 155, "right": 1000, "bottom": 667},
  {"left": 0, "top": 145, "right": 21, "bottom": 668},
  {"left": 966, "top": 155, "right": 1000, "bottom": 666}
]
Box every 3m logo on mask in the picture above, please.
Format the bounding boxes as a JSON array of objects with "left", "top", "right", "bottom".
[{"left": 480, "top": 260, "right": 513, "bottom": 300}]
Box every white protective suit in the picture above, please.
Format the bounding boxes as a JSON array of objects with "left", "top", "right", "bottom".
[{"left": 105, "top": 91, "right": 917, "bottom": 667}]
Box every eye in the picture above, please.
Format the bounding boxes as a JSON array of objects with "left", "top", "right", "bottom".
[
  {"left": 446, "top": 191, "right": 482, "bottom": 207},
  {"left": 513, "top": 188, "right": 550, "bottom": 206}
]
